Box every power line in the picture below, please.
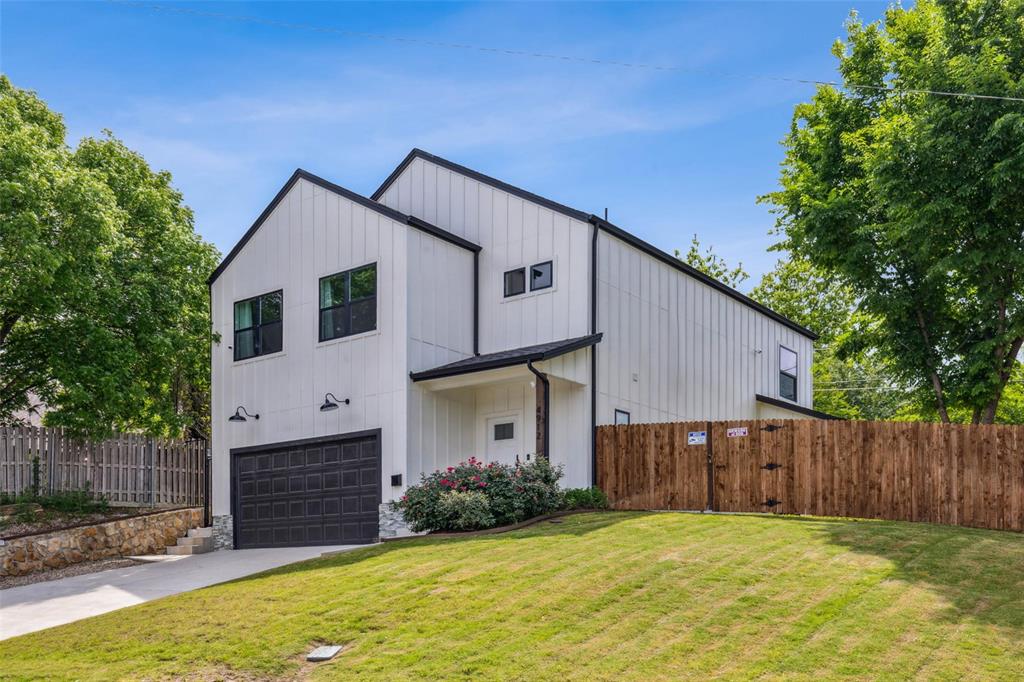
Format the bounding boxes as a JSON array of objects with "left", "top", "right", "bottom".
[{"left": 109, "top": 1, "right": 1024, "bottom": 104}]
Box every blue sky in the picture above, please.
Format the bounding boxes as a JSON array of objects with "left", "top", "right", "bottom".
[{"left": 2, "top": 1, "right": 886, "bottom": 288}]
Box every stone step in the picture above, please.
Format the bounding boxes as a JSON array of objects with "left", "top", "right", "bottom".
[
  {"left": 187, "top": 527, "right": 213, "bottom": 539},
  {"left": 176, "top": 535, "right": 214, "bottom": 548},
  {"left": 165, "top": 543, "right": 212, "bottom": 556}
]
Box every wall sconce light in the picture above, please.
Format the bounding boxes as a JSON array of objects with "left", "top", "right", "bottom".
[
  {"left": 228, "top": 406, "right": 259, "bottom": 422},
  {"left": 319, "top": 392, "right": 351, "bottom": 412}
]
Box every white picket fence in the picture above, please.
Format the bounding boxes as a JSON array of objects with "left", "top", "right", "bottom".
[{"left": 0, "top": 426, "right": 207, "bottom": 508}]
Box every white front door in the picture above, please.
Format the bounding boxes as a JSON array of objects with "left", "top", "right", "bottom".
[{"left": 485, "top": 414, "right": 522, "bottom": 467}]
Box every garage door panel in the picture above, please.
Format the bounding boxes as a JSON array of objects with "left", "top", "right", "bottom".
[{"left": 233, "top": 433, "right": 380, "bottom": 548}]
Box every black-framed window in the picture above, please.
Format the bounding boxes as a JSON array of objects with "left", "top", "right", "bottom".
[
  {"left": 233, "top": 290, "right": 283, "bottom": 361},
  {"left": 779, "top": 345, "right": 798, "bottom": 401},
  {"left": 614, "top": 409, "right": 631, "bottom": 426},
  {"left": 530, "top": 261, "right": 553, "bottom": 291},
  {"left": 504, "top": 268, "right": 526, "bottom": 297},
  {"left": 319, "top": 263, "right": 377, "bottom": 342},
  {"left": 494, "top": 422, "right": 515, "bottom": 440}
]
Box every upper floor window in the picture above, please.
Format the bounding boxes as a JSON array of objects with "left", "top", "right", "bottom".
[
  {"left": 614, "top": 409, "right": 631, "bottom": 426},
  {"left": 505, "top": 261, "right": 553, "bottom": 298},
  {"left": 779, "top": 345, "right": 798, "bottom": 401},
  {"left": 530, "top": 261, "right": 553, "bottom": 291},
  {"left": 504, "top": 268, "right": 526, "bottom": 297},
  {"left": 234, "top": 290, "right": 283, "bottom": 361},
  {"left": 320, "top": 263, "right": 377, "bottom": 342}
]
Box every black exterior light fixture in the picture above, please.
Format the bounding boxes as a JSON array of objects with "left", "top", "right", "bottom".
[
  {"left": 228, "top": 406, "right": 259, "bottom": 422},
  {"left": 319, "top": 392, "right": 351, "bottom": 412}
]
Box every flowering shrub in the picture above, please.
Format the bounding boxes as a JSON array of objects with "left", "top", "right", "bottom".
[
  {"left": 437, "top": 491, "right": 495, "bottom": 531},
  {"left": 395, "top": 457, "right": 564, "bottom": 532}
]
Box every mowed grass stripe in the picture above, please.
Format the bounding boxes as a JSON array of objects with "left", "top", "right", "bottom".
[{"left": 1, "top": 512, "right": 1022, "bottom": 681}]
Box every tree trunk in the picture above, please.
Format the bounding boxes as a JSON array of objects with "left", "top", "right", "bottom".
[
  {"left": 915, "top": 310, "right": 950, "bottom": 423},
  {"left": 978, "top": 335, "right": 1024, "bottom": 424}
]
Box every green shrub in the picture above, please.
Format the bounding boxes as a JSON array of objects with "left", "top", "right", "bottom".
[
  {"left": 437, "top": 490, "right": 495, "bottom": 531},
  {"left": 0, "top": 483, "right": 109, "bottom": 516},
  {"left": 396, "top": 457, "right": 564, "bottom": 532},
  {"left": 561, "top": 487, "right": 609, "bottom": 510}
]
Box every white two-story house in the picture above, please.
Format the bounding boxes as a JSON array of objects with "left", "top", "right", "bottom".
[{"left": 209, "top": 149, "right": 823, "bottom": 549}]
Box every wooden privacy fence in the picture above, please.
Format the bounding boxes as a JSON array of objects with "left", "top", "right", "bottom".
[
  {"left": 596, "top": 419, "right": 1024, "bottom": 532},
  {"left": 0, "top": 426, "right": 207, "bottom": 508}
]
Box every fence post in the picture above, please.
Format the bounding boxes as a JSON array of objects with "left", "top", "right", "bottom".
[
  {"left": 148, "top": 439, "right": 156, "bottom": 508},
  {"left": 705, "top": 421, "right": 715, "bottom": 512},
  {"left": 203, "top": 446, "right": 212, "bottom": 527}
]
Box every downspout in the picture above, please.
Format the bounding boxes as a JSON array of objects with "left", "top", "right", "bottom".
[
  {"left": 589, "top": 218, "right": 599, "bottom": 486},
  {"left": 205, "top": 284, "right": 213, "bottom": 528},
  {"left": 526, "top": 360, "right": 550, "bottom": 461},
  {"left": 473, "top": 251, "right": 480, "bottom": 355}
]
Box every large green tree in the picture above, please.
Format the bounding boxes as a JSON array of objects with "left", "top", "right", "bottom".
[
  {"left": 0, "top": 76, "right": 219, "bottom": 438},
  {"left": 764, "top": 1, "right": 1024, "bottom": 423}
]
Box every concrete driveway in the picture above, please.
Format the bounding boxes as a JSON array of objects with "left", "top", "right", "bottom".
[{"left": 0, "top": 545, "right": 361, "bottom": 640}]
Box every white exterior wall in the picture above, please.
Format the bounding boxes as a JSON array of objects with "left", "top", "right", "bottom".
[
  {"left": 595, "top": 233, "right": 814, "bottom": 425},
  {"left": 210, "top": 179, "right": 411, "bottom": 516},
  {"left": 376, "top": 157, "right": 592, "bottom": 353},
  {"left": 405, "top": 230, "right": 476, "bottom": 493}
]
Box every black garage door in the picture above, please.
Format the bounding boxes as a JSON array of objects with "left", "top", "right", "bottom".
[{"left": 231, "top": 431, "right": 381, "bottom": 548}]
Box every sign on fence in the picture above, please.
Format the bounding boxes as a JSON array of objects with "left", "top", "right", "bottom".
[
  {"left": 0, "top": 426, "right": 206, "bottom": 508},
  {"left": 726, "top": 427, "right": 748, "bottom": 438},
  {"left": 687, "top": 431, "right": 707, "bottom": 445}
]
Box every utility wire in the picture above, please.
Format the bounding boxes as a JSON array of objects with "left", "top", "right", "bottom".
[{"left": 109, "top": 0, "right": 1024, "bottom": 104}]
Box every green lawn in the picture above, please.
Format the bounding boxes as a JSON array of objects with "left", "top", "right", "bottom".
[{"left": 3, "top": 512, "right": 1023, "bottom": 681}]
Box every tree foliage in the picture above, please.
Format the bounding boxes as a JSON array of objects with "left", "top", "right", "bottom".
[
  {"left": 675, "top": 234, "right": 749, "bottom": 290},
  {"left": 0, "top": 76, "right": 219, "bottom": 438},
  {"left": 762, "top": 1, "right": 1024, "bottom": 423}
]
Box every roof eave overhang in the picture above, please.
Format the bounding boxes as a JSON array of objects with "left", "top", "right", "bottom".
[
  {"left": 754, "top": 393, "right": 841, "bottom": 420},
  {"left": 410, "top": 333, "right": 602, "bottom": 382}
]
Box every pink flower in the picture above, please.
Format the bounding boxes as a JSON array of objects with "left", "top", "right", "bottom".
[
  {"left": 479, "top": 482, "right": 487, "bottom": 488},
  {"left": 447, "top": 466, "right": 455, "bottom": 472}
]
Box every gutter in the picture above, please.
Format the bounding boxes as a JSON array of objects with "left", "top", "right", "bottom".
[
  {"left": 526, "top": 360, "right": 550, "bottom": 461},
  {"left": 589, "top": 219, "right": 599, "bottom": 487}
]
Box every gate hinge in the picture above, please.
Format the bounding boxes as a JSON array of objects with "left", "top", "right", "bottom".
[
  {"left": 763, "top": 498, "right": 782, "bottom": 508},
  {"left": 761, "top": 462, "right": 783, "bottom": 471},
  {"left": 761, "top": 424, "right": 785, "bottom": 432}
]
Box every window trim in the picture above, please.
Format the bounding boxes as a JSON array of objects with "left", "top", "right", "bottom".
[
  {"left": 529, "top": 260, "right": 554, "bottom": 292},
  {"left": 318, "top": 263, "right": 378, "bottom": 343},
  {"left": 503, "top": 267, "right": 526, "bottom": 297},
  {"left": 614, "top": 409, "right": 631, "bottom": 426},
  {"left": 779, "top": 344, "right": 798, "bottom": 402},
  {"left": 493, "top": 421, "right": 515, "bottom": 441},
  {"left": 233, "top": 289, "right": 284, "bottom": 362}
]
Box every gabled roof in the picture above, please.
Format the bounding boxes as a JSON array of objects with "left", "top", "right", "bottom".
[
  {"left": 410, "top": 333, "right": 603, "bottom": 382},
  {"left": 372, "top": 149, "right": 817, "bottom": 341},
  {"left": 208, "top": 168, "right": 480, "bottom": 286}
]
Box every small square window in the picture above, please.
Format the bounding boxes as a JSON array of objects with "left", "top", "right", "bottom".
[
  {"left": 504, "top": 268, "right": 526, "bottom": 297},
  {"left": 494, "top": 422, "right": 515, "bottom": 440},
  {"left": 530, "top": 261, "right": 553, "bottom": 291},
  {"left": 614, "top": 409, "right": 630, "bottom": 426}
]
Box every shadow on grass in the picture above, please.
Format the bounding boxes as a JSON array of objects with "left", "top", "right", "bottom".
[
  {"left": 754, "top": 512, "right": 1024, "bottom": 631},
  {"left": 230, "top": 511, "right": 645, "bottom": 583}
]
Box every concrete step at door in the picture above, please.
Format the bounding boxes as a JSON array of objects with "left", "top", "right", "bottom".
[{"left": 187, "top": 527, "right": 214, "bottom": 539}]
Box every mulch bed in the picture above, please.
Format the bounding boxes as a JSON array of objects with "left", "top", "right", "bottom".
[
  {"left": 0, "top": 556, "right": 144, "bottom": 590},
  {"left": 382, "top": 509, "right": 598, "bottom": 542}
]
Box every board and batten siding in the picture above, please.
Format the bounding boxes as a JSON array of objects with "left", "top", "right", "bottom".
[
  {"left": 405, "top": 229, "right": 477, "bottom": 485},
  {"left": 210, "top": 179, "right": 411, "bottom": 516},
  {"left": 596, "top": 232, "right": 814, "bottom": 425},
  {"left": 376, "top": 156, "right": 592, "bottom": 354}
]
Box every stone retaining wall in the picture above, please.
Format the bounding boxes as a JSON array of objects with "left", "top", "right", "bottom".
[{"left": 0, "top": 507, "right": 202, "bottom": 577}]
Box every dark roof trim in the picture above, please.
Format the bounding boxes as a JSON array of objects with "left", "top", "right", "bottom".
[
  {"left": 208, "top": 168, "right": 479, "bottom": 286},
  {"left": 371, "top": 148, "right": 592, "bottom": 222},
  {"left": 410, "top": 333, "right": 602, "bottom": 382},
  {"left": 755, "top": 394, "right": 841, "bottom": 420},
  {"left": 373, "top": 149, "right": 816, "bottom": 340},
  {"left": 590, "top": 217, "right": 817, "bottom": 340}
]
